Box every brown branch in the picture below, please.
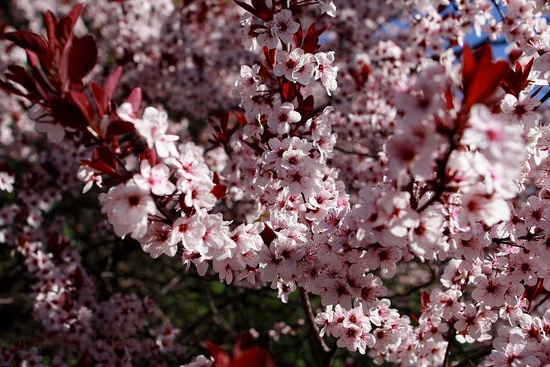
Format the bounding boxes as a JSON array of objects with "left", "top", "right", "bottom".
[
  {"left": 453, "top": 344, "right": 493, "bottom": 367},
  {"left": 442, "top": 323, "right": 456, "bottom": 367},
  {"left": 299, "top": 287, "right": 336, "bottom": 367}
]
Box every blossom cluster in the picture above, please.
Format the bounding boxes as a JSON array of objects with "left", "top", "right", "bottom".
[
  {"left": 1, "top": 239, "right": 183, "bottom": 367},
  {"left": 0, "top": 0, "right": 550, "bottom": 366}
]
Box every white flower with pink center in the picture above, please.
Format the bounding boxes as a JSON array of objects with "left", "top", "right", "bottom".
[
  {"left": 139, "top": 221, "right": 177, "bottom": 258},
  {"left": 100, "top": 179, "right": 157, "bottom": 239},
  {"left": 318, "top": 0, "right": 336, "bottom": 17},
  {"left": 117, "top": 103, "right": 179, "bottom": 158},
  {"left": 0, "top": 171, "right": 15, "bottom": 192},
  {"left": 315, "top": 51, "right": 338, "bottom": 95},
  {"left": 462, "top": 104, "right": 525, "bottom": 163},
  {"left": 270, "top": 9, "right": 299, "bottom": 45},
  {"left": 267, "top": 102, "right": 301, "bottom": 135},
  {"left": 133, "top": 160, "right": 176, "bottom": 196}
]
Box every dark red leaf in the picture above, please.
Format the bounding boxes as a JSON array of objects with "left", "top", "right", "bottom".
[
  {"left": 56, "top": 3, "right": 86, "bottom": 43},
  {"left": 464, "top": 61, "right": 508, "bottom": 108},
  {"left": 520, "top": 57, "right": 534, "bottom": 90},
  {"left": 301, "top": 23, "right": 329, "bottom": 54},
  {"left": 103, "top": 66, "right": 123, "bottom": 112},
  {"left": 462, "top": 44, "right": 509, "bottom": 109},
  {"left": 211, "top": 173, "right": 226, "bottom": 200},
  {"left": 211, "top": 184, "right": 227, "bottom": 200},
  {"left": 234, "top": 1, "right": 261, "bottom": 19},
  {"left": 126, "top": 87, "right": 142, "bottom": 112},
  {"left": 502, "top": 67, "right": 519, "bottom": 98},
  {"left": 213, "top": 122, "right": 227, "bottom": 143},
  {"left": 51, "top": 99, "right": 88, "bottom": 131},
  {"left": 420, "top": 290, "right": 430, "bottom": 312},
  {"left": 233, "top": 332, "right": 255, "bottom": 359},
  {"left": 502, "top": 57, "right": 535, "bottom": 99},
  {"left": 68, "top": 35, "right": 98, "bottom": 83},
  {"left": 47, "top": 232, "right": 66, "bottom": 259},
  {"left": 59, "top": 37, "right": 72, "bottom": 85},
  {"left": 6, "top": 65, "right": 30, "bottom": 85},
  {"left": 27, "top": 52, "right": 57, "bottom": 95},
  {"left": 281, "top": 81, "right": 296, "bottom": 102},
  {"left": 4, "top": 31, "right": 50, "bottom": 62},
  {"left": 67, "top": 90, "right": 95, "bottom": 123},
  {"left": 80, "top": 159, "right": 116, "bottom": 175},
  {"left": 26, "top": 49, "right": 40, "bottom": 68},
  {"left": 141, "top": 148, "right": 157, "bottom": 167},
  {"left": 255, "top": 61, "right": 272, "bottom": 80},
  {"left": 43, "top": 11, "right": 58, "bottom": 46},
  {"left": 93, "top": 146, "right": 117, "bottom": 167},
  {"left": 461, "top": 45, "right": 476, "bottom": 94},
  {"left": 251, "top": 0, "right": 272, "bottom": 20},
  {"left": 260, "top": 223, "right": 276, "bottom": 246},
  {"left": 177, "top": 194, "right": 194, "bottom": 217},
  {"left": 348, "top": 64, "right": 371, "bottom": 89},
  {"left": 508, "top": 48, "right": 523, "bottom": 65},
  {"left": 206, "top": 340, "right": 231, "bottom": 367},
  {"left": 5, "top": 65, "right": 45, "bottom": 100},
  {"left": 262, "top": 47, "right": 276, "bottom": 68},
  {"left": 234, "top": 0, "right": 272, "bottom": 21},
  {"left": 90, "top": 82, "right": 106, "bottom": 116},
  {"left": 230, "top": 347, "right": 275, "bottom": 367},
  {"left": 106, "top": 120, "right": 136, "bottom": 139},
  {"left": 233, "top": 111, "right": 247, "bottom": 126},
  {"left": 71, "top": 266, "right": 84, "bottom": 289},
  {"left": 75, "top": 352, "right": 91, "bottom": 367},
  {"left": 296, "top": 95, "right": 314, "bottom": 123},
  {"left": 444, "top": 86, "right": 454, "bottom": 111},
  {"left": 301, "top": 23, "right": 319, "bottom": 54},
  {"left": 0, "top": 79, "right": 33, "bottom": 100},
  {"left": 293, "top": 25, "right": 304, "bottom": 49}
]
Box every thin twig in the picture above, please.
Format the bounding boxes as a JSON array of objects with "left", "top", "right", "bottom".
[
  {"left": 333, "top": 145, "right": 378, "bottom": 159},
  {"left": 490, "top": 0, "right": 506, "bottom": 21},
  {"left": 535, "top": 88, "right": 550, "bottom": 109},
  {"left": 299, "top": 288, "right": 336, "bottom": 367},
  {"left": 442, "top": 324, "right": 456, "bottom": 367},
  {"left": 530, "top": 292, "right": 550, "bottom": 313},
  {"left": 453, "top": 344, "right": 493, "bottom": 367}
]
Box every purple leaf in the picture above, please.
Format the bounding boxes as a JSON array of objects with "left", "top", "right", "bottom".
[
  {"left": 56, "top": 3, "right": 86, "bottom": 43},
  {"left": 68, "top": 35, "right": 98, "bottom": 83},
  {"left": 4, "top": 31, "right": 51, "bottom": 65}
]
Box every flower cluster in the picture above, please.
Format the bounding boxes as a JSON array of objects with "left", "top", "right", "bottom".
[{"left": 0, "top": 0, "right": 550, "bottom": 366}]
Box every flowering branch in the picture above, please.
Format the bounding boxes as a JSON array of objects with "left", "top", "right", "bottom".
[{"left": 299, "top": 288, "right": 336, "bottom": 367}]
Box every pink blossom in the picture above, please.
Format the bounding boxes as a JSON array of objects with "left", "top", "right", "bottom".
[
  {"left": 117, "top": 103, "right": 179, "bottom": 158},
  {"left": 315, "top": 51, "right": 338, "bottom": 95},
  {"left": 139, "top": 221, "right": 177, "bottom": 258},
  {"left": 501, "top": 92, "right": 540, "bottom": 128},
  {"left": 365, "top": 245, "right": 402, "bottom": 278},
  {"left": 134, "top": 160, "right": 176, "bottom": 196},
  {"left": 463, "top": 104, "right": 525, "bottom": 163},
  {"left": 260, "top": 238, "right": 304, "bottom": 282},
  {"left": 318, "top": 0, "right": 336, "bottom": 17},
  {"left": 100, "top": 179, "right": 157, "bottom": 239},
  {"left": 0, "top": 171, "right": 15, "bottom": 192},
  {"left": 271, "top": 10, "right": 299, "bottom": 45},
  {"left": 459, "top": 185, "right": 511, "bottom": 227},
  {"left": 267, "top": 102, "right": 302, "bottom": 135},
  {"left": 171, "top": 213, "right": 207, "bottom": 251},
  {"left": 471, "top": 274, "right": 508, "bottom": 307}
]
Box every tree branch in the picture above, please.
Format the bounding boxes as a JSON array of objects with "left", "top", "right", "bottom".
[
  {"left": 453, "top": 344, "right": 493, "bottom": 367},
  {"left": 299, "top": 287, "right": 336, "bottom": 367},
  {"left": 442, "top": 323, "right": 456, "bottom": 367}
]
